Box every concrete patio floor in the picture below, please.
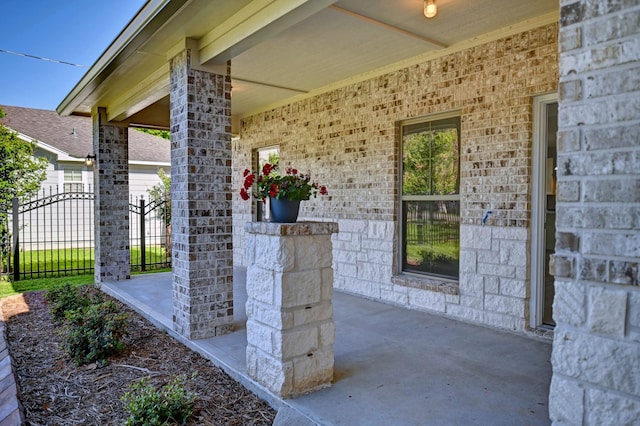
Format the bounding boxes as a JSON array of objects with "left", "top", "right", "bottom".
[{"left": 101, "top": 269, "right": 552, "bottom": 426}]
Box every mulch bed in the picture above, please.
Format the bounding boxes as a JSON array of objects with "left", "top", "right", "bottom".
[{"left": 1, "top": 291, "right": 276, "bottom": 425}]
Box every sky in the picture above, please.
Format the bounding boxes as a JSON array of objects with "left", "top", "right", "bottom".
[{"left": 0, "top": 0, "right": 147, "bottom": 112}]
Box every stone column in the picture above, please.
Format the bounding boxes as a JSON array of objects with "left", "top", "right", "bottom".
[
  {"left": 169, "top": 47, "right": 233, "bottom": 339},
  {"left": 550, "top": 1, "right": 640, "bottom": 424},
  {"left": 245, "top": 221, "right": 338, "bottom": 398},
  {"left": 93, "top": 107, "right": 130, "bottom": 282}
]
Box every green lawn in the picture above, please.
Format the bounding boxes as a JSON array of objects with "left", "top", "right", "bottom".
[
  {"left": 0, "top": 274, "right": 95, "bottom": 299},
  {"left": 0, "top": 245, "right": 171, "bottom": 299},
  {"left": 11, "top": 246, "right": 169, "bottom": 278}
]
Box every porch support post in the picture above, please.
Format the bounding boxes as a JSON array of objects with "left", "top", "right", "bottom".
[
  {"left": 245, "top": 221, "right": 338, "bottom": 398},
  {"left": 169, "top": 46, "right": 233, "bottom": 339},
  {"left": 93, "top": 107, "right": 130, "bottom": 282}
]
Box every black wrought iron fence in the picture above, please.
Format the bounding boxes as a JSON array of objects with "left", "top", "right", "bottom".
[
  {"left": 405, "top": 200, "right": 460, "bottom": 245},
  {"left": 3, "top": 186, "right": 171, "bottom": 280}
]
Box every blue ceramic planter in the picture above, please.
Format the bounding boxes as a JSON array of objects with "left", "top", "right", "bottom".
[{"left": 270, "top": 197, "right": 301, "bottom": 223}]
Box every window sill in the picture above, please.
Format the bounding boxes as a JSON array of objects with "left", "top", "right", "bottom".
[{"left": 392, "top": 273, "right": 459, "bottom": 295}]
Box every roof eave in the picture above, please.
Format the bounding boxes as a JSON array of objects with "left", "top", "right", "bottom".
[{"left": 56, "top": 0, "right": 187, "bottom": 117}]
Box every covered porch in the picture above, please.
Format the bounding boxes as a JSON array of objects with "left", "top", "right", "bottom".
[{"left": 101, "top": 269, "right": 552, "bottom": 425}]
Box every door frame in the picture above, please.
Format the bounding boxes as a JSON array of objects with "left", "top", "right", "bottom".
[{"left": 530, "top": 93, "right": 558, "bottom": 329}]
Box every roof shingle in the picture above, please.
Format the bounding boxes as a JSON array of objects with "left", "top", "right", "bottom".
[{"left": 1, "top": 105, "right": 170, "bottom": 163}]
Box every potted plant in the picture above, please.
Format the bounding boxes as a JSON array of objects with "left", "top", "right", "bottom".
[{"left": 240, "top": 163, "right": 328, "bottom": 223}]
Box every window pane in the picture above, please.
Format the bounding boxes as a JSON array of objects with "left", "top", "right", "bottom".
[
  {"left": 403, "top": 200, "right": 460, "bottom": 278},
  {"left": 401, "top": 115, "right": 460, "bottom": 279},
  {"left": 402, "top": 118, "right": 459, "bottom": 196}
]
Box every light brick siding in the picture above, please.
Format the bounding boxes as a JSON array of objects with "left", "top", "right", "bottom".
[
  {"left": 550, "top": 1, "right": 640, "bottom": 424},
  {"left": 170, "top": 49, "right": 234, "bottom": 339},
  {"left": 93, "top": 109, "right": 130, "bottom": 282},
  {"left": 234, "top": 23, "right": 559, "bottom": 332}
]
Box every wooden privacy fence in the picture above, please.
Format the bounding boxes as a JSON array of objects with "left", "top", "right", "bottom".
[{"left": 1, "top": 186, "right": 171, "bottom": 280}]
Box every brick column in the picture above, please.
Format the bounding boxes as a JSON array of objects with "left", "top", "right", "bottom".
[
  {"left": 93, "top": 108, "right": 130, "bottom": 282},
  {"left": 169, "top": 48, "right": 233, "bottom": 339},
  {"left": 550, "top": 1, "right": 640, "bottom": 424},
  {"left": 245, "top": 221, "right": 338, "bottom": 398}
]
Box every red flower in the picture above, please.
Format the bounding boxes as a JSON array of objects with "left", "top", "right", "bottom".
[
  {"left": 240, "top": 188, "right": 250, "bottom": 200},
  {"left": 243, "top": 173, "right": 255, "bottom": 190},
  {"left": 320, "top": 185, "right": 328, "bottom": 195},
  {"left": 243, "top": 168, "right": 250, "bottom": 177},
  {"left": 262, "top": 163, "right": 273, "bottom": 176},
  {"left": 269, "top": 183, "right": 279, "bottom": 198}
]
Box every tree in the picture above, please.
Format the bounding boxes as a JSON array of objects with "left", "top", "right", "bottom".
[
  {"left": 147, "top": 169, "right": 171, "bottom": 257},
  {"left": 134, "top": 127, "right": 171, "bottom": 140},
  {"left": 146, "top": 168, "right": 171, "bottom": 227},
  {"left": 0, "top": 107, "right": 49, "bottom": 272},
  {"left": 403, "top": 128, "right": 459, "bottom": 195},
  {"left": 0, "top": 108, "right": 49, "bottom": 206}
]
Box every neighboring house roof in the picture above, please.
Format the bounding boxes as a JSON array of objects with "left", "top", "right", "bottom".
[{"left": 0, "top": 105, "right": 170, "bottom": 164}]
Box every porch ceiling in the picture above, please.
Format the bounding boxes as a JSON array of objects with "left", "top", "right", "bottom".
[{"left": 57, "top": 0, "right": 558, "bottom": 130}]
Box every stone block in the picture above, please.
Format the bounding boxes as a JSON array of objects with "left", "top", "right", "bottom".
[
  {"left": 246, "top": 319, "right": 274, "bottom": 354},
  {"left": 629, "top": 291, "right": 640, "bottom": 341},
  {"left": 367, "top": 220, "right": 394, "bottom": 240},
  {"left": 477, "top": 262, "right": 516, "bottom": 278},
  {"left": 246, "top": 299, "right": 293, "bottom": 329},
  {"left": 320, "top": 268, "right": 334, "bottom": 301},
  {"left": 246, "top": 267, "right": 275, "bottom": 304},
  {"left": 294, "top": 236, "right": 333, "bottom": 270},
  {"left": 278, "top": 327, "right": 319, "bottom": 359},
  {"left": 586, "top": 388, "right": 640, "bottom": 426},
  {"left": 552, "top": 328, "right": 640, "bottom": 396},
  {"left": 556, "top": 232, "right": 580, "bottom": 252},
  {"left": 381, "top": 287, "right": 409, "bottom": 306},
  {"left": 460, "top": 225, "right": 492, "bottom": 250},
  {"left": 500, "top": 278, "right": 526, "bottom": 298},
  {"left": 459, "top": 250, "right": 477, "bottom": 273},
  {"left": 407, "top": 288, "right": 445, "bottom": 313},
  {"left": 499, "top": 240, "right": 528, "bottom": 267},
  {"left": 292, "top": 305, "right": 333, "bottom": 328},
  {"left": 292, "top": 348, "right": 333, "bottom": 396},
  {"left": 446, "top": 304, "right": 484, "bottom": 323},
  {"left": 253, "top": 235, "right": 295, "bottom": 272},
  {"left": 548, "top": 375, "right": 585, "bottom": 425},
  {"left": 277, "top": 270, "right": 322, "bottom": 308},
  {"left": 460, "top": 273, "right": 483, "bottom": 296},
  {"left": 550, "top": 254, "right": 575, "bottom": 278},
  {"left": 485, "top": 294, "right": 525, "bottom": 317},
  {"left": 253, "top": 349, "right": 294, "bottom": 397},
  {"left": 553, "top": 280, "right": 586, "bottom": 327},
  {"left": 588, "top": 285, "right": 627, "bottom": 337},
  {"left": 483, "top": 311, "right": 525, "bottom": 331},
  {"left": 319, "top": 322, "right": 335, "bottom": 348}
]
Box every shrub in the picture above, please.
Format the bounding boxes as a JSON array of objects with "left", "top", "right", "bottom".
[
  {"left": 61, "top": 300, "right": 129, "bottom": 366},
  {"left": 45, "top": 283, "right": 101, "bottom": 322},
  {"left": 121, "top": 375, "right": 196, "bottom": 426}
]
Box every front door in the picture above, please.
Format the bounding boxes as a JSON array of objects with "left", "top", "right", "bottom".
[{"left": 531, "top": 94, "right": 558, "bottom": 329}]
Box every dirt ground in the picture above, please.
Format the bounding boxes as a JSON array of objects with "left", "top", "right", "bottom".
[{"left": 1, "top": 291, "right": 276, "bottom": 425}]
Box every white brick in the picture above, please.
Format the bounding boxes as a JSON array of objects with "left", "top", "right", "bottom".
[
  {"left": 549, "top": 375, "right": 585, "bottom": 425},
  {"left": 277, "top": 270, "right": 322, "bottom": 307},
  {"left": 407, "top": 288, "right": 445, "bottom": 313},
  {"left": 588, "top": 286, "right": 627, "bottom": 337},
  {"left": 500, "top": 278, "right": 526, "bottom": 298},
  {"left": 586, "top": 388, "right": 640, "bottom": 426}
]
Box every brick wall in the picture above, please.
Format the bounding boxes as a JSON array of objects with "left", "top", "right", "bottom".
[
  {"left": 170, "top": 49, "right": 234, "bottom": 339},
  {"left": 234, "top": 23, "right": 558, "bottom": 332},
  {"left": 550, "top": 1, "right": 640, "bottom": 424},
  {"left": 93, "top": 109, "right": 130, "bottom": 282}
]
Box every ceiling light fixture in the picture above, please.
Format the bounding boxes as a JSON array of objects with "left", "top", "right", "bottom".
[{"left": 424, "top": 0, "right": 437, "bottom": 18}]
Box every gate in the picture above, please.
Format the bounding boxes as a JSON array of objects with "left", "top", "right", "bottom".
[{"left": 4, "top": 187, "right": 171, "bottom": 280}]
